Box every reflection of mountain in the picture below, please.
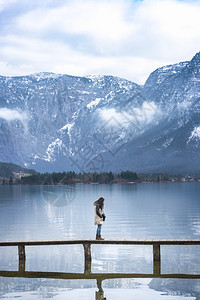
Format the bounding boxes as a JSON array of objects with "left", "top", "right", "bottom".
[
  {"left": 149, "top": 278, "right": 200, "bottom": 300},
  {"left": 1, "top": 53, "right": 200, "bottom": 173}
]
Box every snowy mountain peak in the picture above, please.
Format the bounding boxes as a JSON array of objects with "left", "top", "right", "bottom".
[
  {"left": 191, "top": 51, "right": 200, "bottom": 62},
  {"left": 30, "top": 72, "right": 62, "bottom": 80},
  {"left": 144, "top": 61, "right": 188, "bottom": 88},
  {"left": 186, "top": 52, "right": 200, "bottom": 72}
]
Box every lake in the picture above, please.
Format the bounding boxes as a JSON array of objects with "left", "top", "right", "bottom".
[{"left": 0, "top": 183, "right": 200, "bottom": 300}]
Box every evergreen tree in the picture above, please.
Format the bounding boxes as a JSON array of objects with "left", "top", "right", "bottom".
[
  {"left": 9, "top": 176, "right": 13, "bottom": 185},
  {"left": 120, "top": 171, "right": 138, "bottom": 181}
]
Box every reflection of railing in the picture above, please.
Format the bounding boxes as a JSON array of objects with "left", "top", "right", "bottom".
[
  {"left": 0, "top": 239, "right": 200, "bottom": 276},
  {"left": 0, "top": 269, "right": 200, "bottom": 300}
]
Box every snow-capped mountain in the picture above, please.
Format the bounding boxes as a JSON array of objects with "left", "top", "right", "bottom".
[{"left": 0, "top": 53, "right": 200, "bottom": 174}]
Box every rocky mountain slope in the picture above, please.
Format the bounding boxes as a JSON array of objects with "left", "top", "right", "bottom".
[{"left": 0, "top": 52, "right": 200, "bottom": 174}]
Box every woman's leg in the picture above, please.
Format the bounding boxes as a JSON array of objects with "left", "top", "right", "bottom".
[
  {"left": 96, "top": 224, "right": 104, "bottom": 240},
  {"left": 97, "top": 224, "right": 102, "bottom": 236}
]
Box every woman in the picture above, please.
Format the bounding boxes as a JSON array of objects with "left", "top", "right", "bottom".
[{"left": 94, "top": 197, "right": 105, "bottom": 240}]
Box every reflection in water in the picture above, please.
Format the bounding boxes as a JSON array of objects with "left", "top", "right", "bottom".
[
  {"left": 0, "top": 269, "right": 199, "bottom": 299},
  {"left": 96, "top": 279, "right": 106, "bottom": 300},
  {"left": 1, "top": 183, "right": 200, "bottom": 299}
]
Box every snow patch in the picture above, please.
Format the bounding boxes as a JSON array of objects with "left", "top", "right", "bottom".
[
  {"left": 177, "top": 100, "right": 192, "bottom": 110},
  {"left": 31, "top": 72, "right": 61, "bottom": 81},
  {"left": 163, "top": 137, "right": 174, "bottom": 148},
  {"left": 59, "top": 122, "right": 74, "bottom": 142},
  {"left": 157, "top": 137, "right": 174, "bottom": 151},
  {"left": 188, "top": 126, "right": 200, "bottom": 143},
  {"left": 87, "top": 98, "right": 103, "bottom": 109},
  {"left": 45, "top": 138, "right": 67, "bottom": 162},
  {"left": 77, "top": 90, "right": 91, "bottom": 95},
  {"left": 60, "top": 123, "right": 73, "bottom": 132},
  {"left": 86, "top": 75, "right": 104, "bottom": 81}
]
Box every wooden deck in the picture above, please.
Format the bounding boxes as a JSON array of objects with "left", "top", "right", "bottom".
[{"left": 0, "top": 239, "right": 200, "bottom": 276}]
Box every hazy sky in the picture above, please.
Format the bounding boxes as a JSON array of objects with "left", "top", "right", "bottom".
[{"left": 0, "top": 0, "right": 200, "bottom": 84}]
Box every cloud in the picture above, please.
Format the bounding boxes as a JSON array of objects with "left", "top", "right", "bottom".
[
  {"left": 99, "top": 101, "right": 159, "bottom": 127},
  {"left": 99, "top": 108, "right": 127, "bottom": 125},
  {"left": 0, "top": 0, "right": 200, "bottom": 83},
  {"left": 132, "top": 101, "right": 159, "bottom": 124},
  {"left": 17, "top": 1, "right": 128, "bottom": 34},
  {"left": 0, "top": 0, "right": 17, "bottom": 11},
  {"left": 0, "top": 108, "right": 28, "bottom": 122}
]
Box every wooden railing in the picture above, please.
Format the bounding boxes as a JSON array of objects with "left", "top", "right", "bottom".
[{"left": 0, "top": 239, "right": 200, "bottom": 276}]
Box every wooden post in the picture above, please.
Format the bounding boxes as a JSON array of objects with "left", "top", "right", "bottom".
[
  {"left": 18, "top": 245, "right": 26, "bottom": 260},
  {"left": 18, "top": 245, "right": 26, "bottom": 272},
  {"left": 18, "top": 245, "right": 26, "bottom": 261},
  {"left": 18, "top": 259, "right": 26, "bottom": 272},
  {"left": 83, "top": 243, "right": 91, "bottom": 274},
  {"left": 153, "top": 244, "right": 161, "bottom": 275}
]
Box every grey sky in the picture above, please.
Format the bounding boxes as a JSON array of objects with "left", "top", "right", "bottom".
[{"left": 0, "top": 0, "right": 200, "bottom": 84}]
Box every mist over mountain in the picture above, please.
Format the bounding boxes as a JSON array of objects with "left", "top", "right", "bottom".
[{"left": 0, "top": 53, "right": 200, "bottom": 174}]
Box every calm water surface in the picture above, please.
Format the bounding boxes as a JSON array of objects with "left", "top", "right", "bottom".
[{"left": 0, "top": 183, "right": 200, "bottom": 299}]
